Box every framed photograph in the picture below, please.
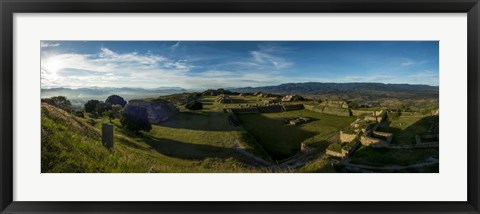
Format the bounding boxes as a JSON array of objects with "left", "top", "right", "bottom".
[{"left": 1, "top": 0, "right": 479, "bottom": 213}]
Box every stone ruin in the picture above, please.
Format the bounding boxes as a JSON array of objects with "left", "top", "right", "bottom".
[
  {"left": 359, "top": 128, "right": 392, "bottom": 147},
  {"left": 318, "top": 100, "right": 349, "bottom": 109},
  {"left": 363, "top": 110, "right": 387, "bottom": 123},
  {"left": 303, "top": 100, "right": 352, "bottom": 117},
  {"left": 287, "top": 117, "right": 311, "bottom": 126},
  {"left": 281, "top": 94, "right": 305, "bottom": 102},
  {"left": 230, "top": 104, "right": 305, "bottom": 115},
  {"left": 338, "top": 110, "right": 393, "bottom": 148},
  {"left": 339, "top": 131, "right": 358, "bottom": 143},
  {"left": 263, "top": 98, "right": 281, "bottom": 105},
  {"left": 216, "top": 94, "right": 233, "bottom": 104}
]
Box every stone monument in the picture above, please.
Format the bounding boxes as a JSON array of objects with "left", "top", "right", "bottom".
[{"left": 102, "top": 123, "right": 114, "bottom": 150}]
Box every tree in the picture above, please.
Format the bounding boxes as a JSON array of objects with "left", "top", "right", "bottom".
[
  {"left": 74, "top": 110, "right": 85, "bottom": 118},
  {"left": 105, "top": 95, "right": 127, "bottom": 107},
  {"left": 121, "top": 106, "right": 151, "bottom": 133},
  {"left": 84, "top": 100, "right": 100, "bottom": 113},
  {"left": 106, "top": 104, "right": 123, "bottom": 122},
  {"left": 41, "top": 96, "right": 72, "bottom": 112},
  {"left": 184, "top": 100, "right": 203, "bottom": 111},
  {"left": 95, "top": 101, "right": 110, "bottom": 116}
]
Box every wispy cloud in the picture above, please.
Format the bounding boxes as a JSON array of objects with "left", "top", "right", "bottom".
[
  {"left": 250, "top": 51, "right": 292, "bottom": 70},
  {"left": 169, "top": 42, "right": 181, "bottom": 51},
  {"left": 340, "top": 70, "right": 438, "bottom": 86},
  {"left": 400, "top": 58, "right": 428, "bottom": 67},
  {"left": 41, "top": 42, "right": 60, "bottom": 48}
]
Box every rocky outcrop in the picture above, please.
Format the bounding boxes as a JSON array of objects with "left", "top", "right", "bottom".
[{"left": 125, "top": 99, "right": 178, "bottom": 124}]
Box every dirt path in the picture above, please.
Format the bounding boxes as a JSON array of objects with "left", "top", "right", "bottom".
[
  {"left": 233, "top": 139, "right": 273, "bottom": 167},
  {"left": 341, "top": 157, "right": 439, "bottom": 172}
]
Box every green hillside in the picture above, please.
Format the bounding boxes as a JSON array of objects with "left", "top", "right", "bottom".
[{"left": 41, "top": 103, "right": 270, "bottom": 173}]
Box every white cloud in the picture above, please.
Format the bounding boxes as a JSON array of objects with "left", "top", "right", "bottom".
[
  {"left": 41, "top": 48, "right": 193, "bottom": 89},
  {"left": 198, "top": 70, "right": 237, "bottom": 77},
  {"left": 41, "top": 42, "right": 60, "bottom": 48},
  {"left": 250, "top": 50, "right": 292, "bottom": 70}
]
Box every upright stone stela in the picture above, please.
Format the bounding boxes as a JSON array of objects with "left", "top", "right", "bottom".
[{"left": 102, "top": 123, "right": 114, "bottom": 150}]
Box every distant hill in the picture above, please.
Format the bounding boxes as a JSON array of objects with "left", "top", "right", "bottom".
[
  {"left": 41, "top": 87, "right": 187, "bottom": 108},
  {"left": 232, "top": 82, "right": 439, "bottom": 99}
]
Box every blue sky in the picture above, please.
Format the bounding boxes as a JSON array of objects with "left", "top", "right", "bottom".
[{"left": 40, "top": 41, "right": 439, "bottom": 89}]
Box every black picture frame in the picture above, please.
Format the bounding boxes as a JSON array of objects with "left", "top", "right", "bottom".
[{"left": 1, "top": 0, "right": 479, "bottom": 213}]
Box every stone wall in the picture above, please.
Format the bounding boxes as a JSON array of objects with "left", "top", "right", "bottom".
[
  {"left": 326, "top": 141, "right": 360, "bottom": 158},
  {"left": 258, "top": 105, "right": 284, "bottom": 113},
  {"left": 372, "top": 131, "right": 393, "bottom": 143},
  {"left": 326, "top": 149, "right": 345, "bottom": 158},
  {"left": 360, "top": 136, "right": 388, "bottom": 146},
  {"left": 340, "top": 131, "right": 357, "bottom": 143},
  {"left": 351, "top": 109, "right": 384, "bottom": 116},
  {"left": 283, "top": 104, "right": 305, "bottom": 111},
  {"left": 304, "top": 104, "right": 351, "bottom": 117},
  {"left": 318, "top": 100, "right": 349, "bottom": 109},
  {"left": 231, "top": 107, "right": 260, "bottom": 114},
  {"left": 322, "top": 106, "right": 352, "bottom": 117}
]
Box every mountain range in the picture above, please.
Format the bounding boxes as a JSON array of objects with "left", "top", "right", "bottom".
[{"left": 232, "top": 82, "right": 438, "bottom": 99}]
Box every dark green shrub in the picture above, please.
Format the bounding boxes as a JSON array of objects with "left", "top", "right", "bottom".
[
  {"left": 185, "top": 101, "right": 203, "bottom": 110},
  {"left": 41, "top": 96, "right": 72, "bottom": 112},
  {"left": 84, "top": 100, "right": 100, "bottom": 113},
  {"left": 74, "top": 111, "right": 84, "bottom": 118},
  {"left": 105, "top": 95, "right": 127, "bottom": 107},
  {"left": 121, "top": 106, "right": 151, "bottom": 133}
]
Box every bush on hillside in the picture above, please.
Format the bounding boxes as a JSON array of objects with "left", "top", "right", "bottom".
[
  {"left": 84, "top": 100, "right": 100, "bottom": 113},
  {"left": 74, "top": 110, "right": 85, "bottom": 118},
  {"left": 121, "top": 106, "right": 152, "bottom": 133},
  {"left": 95, "top": 101, "right": 110, "bottom": 116},
  {"left": 105, "top": 95, "right": 127, "bottom": 107},
  {"left": 106, "top": 104, "right": 123, "bottom": 122},
  {"left": 184, "top": 101, "right": 203, "bottom": 111},
  {"left": 41, "top": 96, "right": 72, "bottom": 112}
]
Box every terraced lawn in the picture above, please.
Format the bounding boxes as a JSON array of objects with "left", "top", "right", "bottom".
[
  {"left": 377, "top": 116, "right": 438, "bottom": 145},
  {"left": 237, "top": 109, "right": 355, "bottom": 160}
]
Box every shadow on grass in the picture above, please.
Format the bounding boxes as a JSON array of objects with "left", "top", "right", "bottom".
[
  {"left": 158, "top": 111, "right": 237, "bottom": 132},
  {"left": 376, "top": 115, "right": 439, "bottom": 145},
  {"left": 142, "top": 135, "right": 257, "bottom": 164},
  {"left": 237, "top": 114, "right": 317, "bottom": 160}
]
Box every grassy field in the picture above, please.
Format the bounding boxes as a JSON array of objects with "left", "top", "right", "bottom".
[
  {"left": 41, "top": 93, "right": 438, "bottom": 173},
  {"left": 377, "top": 115, "right": 437, "bottom": 145},
  {"left": 237, "top": 109, "right": 355, "bottom": 160}
]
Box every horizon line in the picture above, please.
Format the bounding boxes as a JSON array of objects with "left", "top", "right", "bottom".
[{"left": 40, "top": 81, "right": 440, "bottom": 90}]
